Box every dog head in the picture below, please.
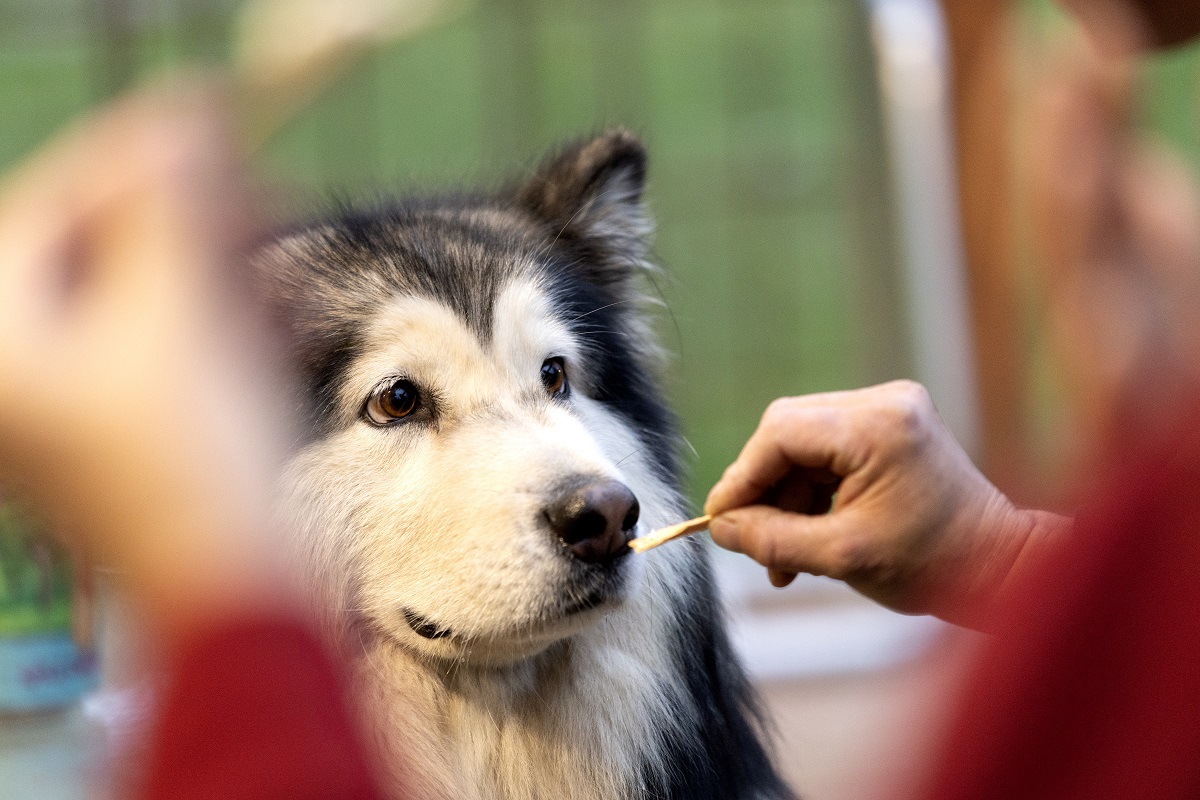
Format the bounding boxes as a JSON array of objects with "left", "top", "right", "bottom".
[{"left": 258, "top": 131, "right": 686, "bottom": 665}]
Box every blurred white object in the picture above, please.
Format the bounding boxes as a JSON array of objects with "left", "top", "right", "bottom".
[
  {"left": 715, "top": 550, "right": 948, "bottom": 680},
  {"left": 869, "top": 0, "right": 981, "bottom": 460},
  {"left": 728, "top": 601, "right": 945, "bottom": 681}
]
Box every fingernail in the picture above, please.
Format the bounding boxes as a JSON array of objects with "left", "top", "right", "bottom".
[{"left": 708, "top": 515, "right": 740, "bottom": 551}]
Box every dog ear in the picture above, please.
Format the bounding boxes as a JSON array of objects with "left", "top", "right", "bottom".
[{"left": 516, "top": 129, "right": 650, "bottom": 279}]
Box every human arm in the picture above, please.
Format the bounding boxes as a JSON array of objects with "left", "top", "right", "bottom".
[
  {"left": 704, "top": 380, "right": 1071, "bottom": 628},
  {"left": 0, "top": 84, "right": 293, "bottom": 639},
  {"left": 0, "top": 87, "right": 383, "bottom": 799}
]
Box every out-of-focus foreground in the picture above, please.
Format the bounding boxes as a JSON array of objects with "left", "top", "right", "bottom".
[{"left": 1, "top": 1, "right": 1199, "bottom": 798}]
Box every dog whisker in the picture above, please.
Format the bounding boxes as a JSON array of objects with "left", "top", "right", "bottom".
[
  {"left": 568, "top": 298, "right": 639, "bottom": 323},
  {"left": 614, "top": 448, "right": 644, "bottom": 468}
]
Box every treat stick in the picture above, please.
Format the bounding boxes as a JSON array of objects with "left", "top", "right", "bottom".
[{"left": 628, "top": 514, "right": 711, "bottom": 554}]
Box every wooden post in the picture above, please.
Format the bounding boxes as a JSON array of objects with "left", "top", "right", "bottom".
[{"left": 939, "top": 0, "right": 1027, "bottom": 492}]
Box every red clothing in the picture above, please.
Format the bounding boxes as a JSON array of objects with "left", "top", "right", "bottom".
[
  {"left": 138, "top": 617, "right": 383, "bottom": 800},
  {"left": 925, "top": 412, "right": 1200, "bottom": 799}
]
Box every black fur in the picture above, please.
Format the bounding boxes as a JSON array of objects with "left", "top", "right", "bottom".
[
  {"left": 650, "top": 544, "right": 791, "bottom": 799},
  {"left": 255, "top": 130, "right": 794, "bottom": 799}
]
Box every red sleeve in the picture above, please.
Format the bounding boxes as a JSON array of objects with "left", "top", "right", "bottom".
[
  {"left": 138, "top": 615, "right": 386, "bottom": 800},
  {"left": 923, "top": 412, "right": 1200, "bottom": 800}
]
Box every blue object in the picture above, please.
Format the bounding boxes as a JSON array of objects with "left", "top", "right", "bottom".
[{"left": 0, "top": 633, "right": 98, "bottom": 713}]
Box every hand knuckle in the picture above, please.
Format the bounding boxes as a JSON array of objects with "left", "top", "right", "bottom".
[
  {"left": 762, "top": 397, "right": 793, "bottom": 427},
  {"left": 880, "top": 382, "right": 932, "bottom": 442},
  {"left": 892, "top": 379, "right": 930, "bottom": 408}
]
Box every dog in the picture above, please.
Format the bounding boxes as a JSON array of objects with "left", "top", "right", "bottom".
[{"left": 255, "top": 130, "right": 793, "bottom": 800}]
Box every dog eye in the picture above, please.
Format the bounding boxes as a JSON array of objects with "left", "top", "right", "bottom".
[
  {"left": 540, "top": 357, "right": 568, "bottom": 397},
  {"left": 366, "top": 379, "right": 421, "bottom": 425}
]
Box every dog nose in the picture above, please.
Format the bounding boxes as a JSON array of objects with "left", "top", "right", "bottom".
[{"left": 545, "top": 480, "right": 640, "bottom": 563}]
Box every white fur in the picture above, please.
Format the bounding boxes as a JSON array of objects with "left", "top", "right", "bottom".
[{"left": 281, "top": 276, "right": 698, "bottom": 800}]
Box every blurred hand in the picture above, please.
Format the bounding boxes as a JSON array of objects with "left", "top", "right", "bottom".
[
  {"left": 0, "top": 84, "right": 293, "bottom": 637},
  {"left": 1031, "top": 9, "right": 1200, "bottom": 444},
  {"left": 705, "top": 381, "right": 1070, "bottom": 627}
]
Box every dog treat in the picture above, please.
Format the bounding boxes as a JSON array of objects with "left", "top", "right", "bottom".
[{"left": 628, "top": 514, "right": 711, "bottom": 554}]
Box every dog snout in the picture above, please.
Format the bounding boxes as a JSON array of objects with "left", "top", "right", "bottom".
[{"left": 545, "top": 479, "right": 640, "bottom": 563}]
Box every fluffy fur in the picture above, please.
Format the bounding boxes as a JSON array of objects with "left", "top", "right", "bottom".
[{"left": 255, "top": 130, "right": 793, "bottom": 800}]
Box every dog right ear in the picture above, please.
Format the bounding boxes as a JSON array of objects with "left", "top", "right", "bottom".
[{"left": 516, "top": 129, "right": 651, "bottom": 283}]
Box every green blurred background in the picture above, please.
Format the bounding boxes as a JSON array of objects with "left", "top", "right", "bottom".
[{"left": 1, "top": 0, "right": 1197, "bottom": 505}]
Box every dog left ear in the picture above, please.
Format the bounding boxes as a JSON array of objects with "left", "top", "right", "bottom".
[{"left": 517, "top": 129, "right": 650, "bottom": 279}]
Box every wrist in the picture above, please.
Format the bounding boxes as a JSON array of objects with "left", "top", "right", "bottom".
[
  {"left": 994, "top": 507, "right": 1073, "bottom": 597},
  {"left": 941, "top": 502, "right": 1072, "bottom": 630}
]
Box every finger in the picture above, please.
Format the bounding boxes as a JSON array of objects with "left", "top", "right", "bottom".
[
  {"left": 709, "top": 505, "right": 858, "bottom": 579},
  {"left": 1031, "top": 59, "right": 1117, "bottom": 289},
  {"left": 0, "top": 87, "right": 193, "bottom": 232},
  {"left": 1063, "top": 0, "right": 1151, "bottom": 57},
  {"left": 767, "top": 568, "right": 797, "bottom": 588},
  {"left": 89, "top": 91, "right": 245, "bottom": 288},
  {"left": 705, "top": 400, "right": 863, "bottom": 515},
  {"left": 1124, "top": 146, "right": 1200, "bottom": 316},
  {"left": 0, "top": 86, "right": 240, "bottom": 350},
  {"left": 1117, "top": 146, "right": 1200, "bottom": 397},
  {"left": 1029, "top": 43, "right": 1142, "bottom": 430}
]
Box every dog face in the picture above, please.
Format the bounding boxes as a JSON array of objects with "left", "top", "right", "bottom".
[{"left": 259, "top": 131, "right": 686, "bottom": 666}]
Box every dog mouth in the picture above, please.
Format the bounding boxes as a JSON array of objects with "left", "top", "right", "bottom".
[
  {"left": 401, "top": 576, "right": 619, "bottom": 642},
  {"left": 560, "top": 586, "right": 609, "bottom": 616}
]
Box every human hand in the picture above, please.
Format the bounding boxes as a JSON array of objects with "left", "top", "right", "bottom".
[
  {"left": 1030, "top": 10, "right": 1200, "bottom": 446},
  {"left": 0, "top": 84, "right": 294, "bottom": 637},
  {"left": 705, "top": 381, "right": 1069, "bottom": 627}
]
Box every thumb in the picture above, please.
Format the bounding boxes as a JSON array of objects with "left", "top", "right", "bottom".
[{"left": 709, "top": 504, "right": 858, "bottom": 579}]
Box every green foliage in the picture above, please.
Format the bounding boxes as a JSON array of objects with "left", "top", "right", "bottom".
[{"left": 0, "top": 502, "right": 73, "bottom": 636}]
